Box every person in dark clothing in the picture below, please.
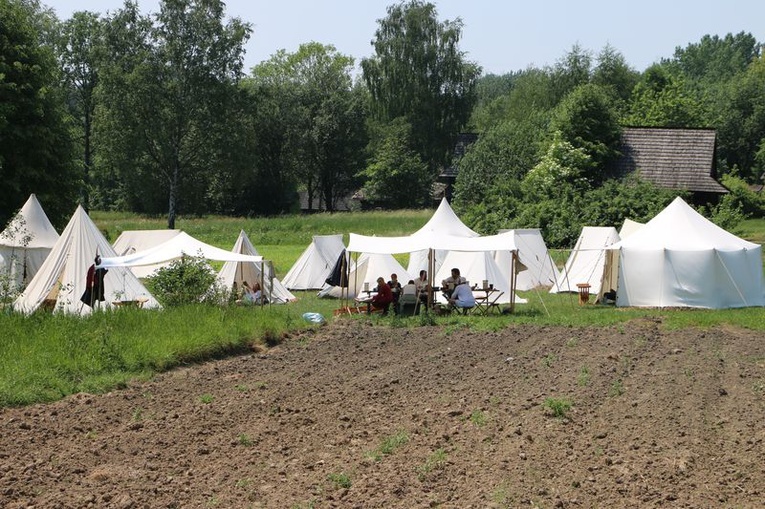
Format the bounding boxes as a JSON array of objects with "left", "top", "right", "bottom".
[
  {"left": 387, "top": 273, "right": 402, "bottom": 314},
  {"left": 80, "top": 255, "right": 108, "bottom": 308}
]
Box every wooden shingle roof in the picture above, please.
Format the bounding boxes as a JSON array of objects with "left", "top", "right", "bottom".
[{"left": 613, "top": 127, "right": 727, "bottom": 194}]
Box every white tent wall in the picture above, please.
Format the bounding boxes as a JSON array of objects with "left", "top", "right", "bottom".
[
  {"left": 318, "top": 252, "right": 412, "bottom": 299},
  {"left": 550, "top": 226, "right": 620, "bottom": 295},
  {"left": 112, "top": 229, "right": 181, "bottom": 278},
  {"left": 0, "top": 194, "right": 59, "bottom": 288},
  {"left": 13, "top": 206, "right": 160, "bottom": 315},
  {"left": 434, "top": 250, "right": 521, "bottom": 305},
  {"left": 218, "top": 230, "right": 296, "bottom": 304},
  {"left": 282, "top": 234, "right": 345, "bottom": 290},
  {"left": 611, "top": 197, "right": 765, "bottom": 308},
  {"left": 496, "top": 229, "right": 559, "bottom": 291}
]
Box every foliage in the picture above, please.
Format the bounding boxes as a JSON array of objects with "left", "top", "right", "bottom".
[
  {"left": 550, "top": 83, "right": 622, "bottom": 184},
  {"left": 359, "top": 117, "right": 431, "bottom": 208},
  {"left": 523, "top": 132, "right": 592, "bottom": 199},
  {"left": 58, "top": 10, "right": 104, "bottom": 210},
  {"left": 248, "top": 42, "right": 367, "bottom": 212},
  {"left": 146, "top": 255, "right": 223, "bottom": 306},
  {"left": 543, "top": 397, "right": 572, "bottom": 419},
  {"left": 579, "top": 176, "right": 680, "bottom": 227},
  {"left": 715, "top": 55, "right": 765, "bottom": 181},
  {"left": 362, "top": 0, "right": 480, "bottom": 173},
  {"left": 592, "top": 44, "right": 639, "bottom": 108},
  {"left": 455, "top": 113, "right": 547, "bottom": 207},
  {"left": 0, "top": 0, "right": 79, "bottom": 227},
  {"left": 623, "top": 64, "right": 705, "bottom": 128},
  {"left": 95, "top": 0, "right": 251, "bottom": 227}
]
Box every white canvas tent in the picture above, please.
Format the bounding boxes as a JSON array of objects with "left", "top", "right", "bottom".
[
  {"left": 0, "top": 194, "right": 59, "bottom": 288},
  {"left": 407, "top": 198, "right": 478, "bottom": 276},
  {"left": 348, "top": 230, "right": 520, "bottom": 310},
  {"left": 218, "top": 230, "right": 295, "bottom": 304},
  {"left": 434, "top": 250, "right": 523, "bottom": 305},
  {"left": 550, "top": 226, "right": 620, "bottom": 296},
  {"left": 609, "top": 197, "right": 765, "bottom": 308},
  {"left": 282, "top": 234, "right": 345, "bottom": 290},
  {"left": 112, "top": 229, "right": 181, "bottom": 278},
  {"left": 495, "top": 229, "right": 559, "bottom": 290},
  {"left": 99, "top": 231, "right": 262, "bottom": 270},
  {"left": 318, "top": 252, "right": 412, "bottom": 299},
  {"left": 14, "top": 206, "right": 160, "bottom": 315},
  {"left": 618, "top": 218, "right": 644, "bottom": 240}
]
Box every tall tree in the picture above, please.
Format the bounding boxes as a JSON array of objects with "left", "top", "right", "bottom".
[
  {"left": 96, "top": 0, "right": 251, "bottom": 227},
  {"left": 249, "top": 43, "right": 366, "bottom": 212},
  {"left": 361, "top": 0, "right": 480, "bottom": 174},
  {"left": 0, "top": 0, "right": 78, "bottom": 226},
  {"left": 551, "top": 83, "right": 622, "bottom": 185},
  {"left": 623, "top": 64, "right": 705, "bottom": 128},
  {"left": 58, "top": 10, "right": 104, "bottom": 211}
]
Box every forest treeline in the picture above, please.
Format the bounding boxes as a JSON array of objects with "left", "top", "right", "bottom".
[{"left": 2, "top": 0, "right": 765, "bottom": 247}]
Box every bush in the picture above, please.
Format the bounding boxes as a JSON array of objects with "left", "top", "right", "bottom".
[{"left": 146, "top": 255, "right": 225, "bottom": 307}]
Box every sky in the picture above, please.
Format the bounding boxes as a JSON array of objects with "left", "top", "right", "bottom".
[{"left": 43, "top": 0, "right": 765, "bottom": 76}]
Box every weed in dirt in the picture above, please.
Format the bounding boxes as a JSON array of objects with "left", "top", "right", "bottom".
[
  {"left": 609, "top": 379, "right": 625, "bottom": 397},
  {"left": 237, "top": 433, "right": 253, "bottom": 446},
  {"left": 491, "top": 481, "right": 516, "bottom": 508},
  {"left": 235, "top": 384, "right": 249, "bottom": 392},
  {"left": 366, "top": 430, "right": 409, "bottom": 461},
  {"left": 132, "top": 407, "right": 143, "bottom": 421},
  {"left": 544, "top": 397, "right": 572, "bottom": 419},
  {"left": 235, "top": 478, "right": 252, "bottom": 488},
  {"left": 577, "top": 366, "right": 591, "bottom": 386},
  {"left": 327, "top": 472, "right": 352, "bottom": 489},
  {"left": 418, "top": 311, "right": 436, "bottom": 326},
  {"left": 542, "top": 353, "right": 557, "bottom": 367},
  {"left": 753, "top": 380, "right": 764, "bottom": 394},
  {"left": 417, "top": 448, "right": 447, "bottom": 481},
  {"left": 199, "top": 394, "right": 214, "bottom": 404},
  {"left": 566, "top": 337, "right": 578, "bottom": 347},
  {"left": 468, "top": 409, "right": 487, "bottom": 427}
]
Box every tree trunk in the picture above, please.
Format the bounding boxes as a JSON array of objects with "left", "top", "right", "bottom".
[
  {"left": 167, "top": 163, "right": 179, "bottom": 229},
  {"left": 81, "top": 110, "right": 92, "bottom": 211}
]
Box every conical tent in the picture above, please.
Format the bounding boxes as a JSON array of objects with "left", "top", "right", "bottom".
[
  {"left": 0, "top": 194, "right": 59, "bottom": 288},
  {"left": 14, "top": 206, "right": 160, "bottom": 315},
  {"left": 495, "top": 229, "right": 559, "bottom": 290},
  {"left": 218, "top": 230, "right": 296, "bottom": 303},
  {"left": 618, "top": 218, "right": 644, "bottom": 240},
  {"left": 318, "top": 252, "right": 412, "bottom": 299},
  {"left": 282, "top": 234, "right": 345, "bottom": 290},
  {"left": 112, "top": 229, "right": 181, "bottom": 278},
  {"left": 550, "top": 227, "right": 620, "bottom": 295},
  {"left": 609, "top": 197, "right": 765, "bottom": 308},
  {"left": 407, "top": 198, "right": 478, "bottom": 276}
]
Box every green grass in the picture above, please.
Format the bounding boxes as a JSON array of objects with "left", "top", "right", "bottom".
[{"left": 3, "top": 211, "right": 765, "bottom": 408}]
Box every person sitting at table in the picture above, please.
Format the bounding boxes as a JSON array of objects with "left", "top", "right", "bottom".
[
  {"left": 448, "top": 280, "right": 476, "bottom": 312},
  {"left": 356, "top": 277, "right": 393, "bottom": 315},
  {"left": 414, "top": 269, "right": 430, "bottom": 305},
  {"left": 387, "top": 273, "right": 402, "bottom": 313},
  {"left": 398, "top": 280, "right": 418, "bottom": 314},
  {"left": 442, "top": 267, "right": 467, "bottom": 298}
]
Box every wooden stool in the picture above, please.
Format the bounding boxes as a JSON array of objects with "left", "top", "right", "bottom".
[{"left": 576, "top": 283, "right": 591, "bottom": 305}]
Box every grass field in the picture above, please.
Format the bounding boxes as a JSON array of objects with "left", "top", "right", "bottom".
[{"left": 2, "top": 209, "right": 764, "bottom": 407}]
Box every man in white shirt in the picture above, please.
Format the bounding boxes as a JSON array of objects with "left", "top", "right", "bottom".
[{"left": 448, "top": 281, "right": 475, "bottom": 311}]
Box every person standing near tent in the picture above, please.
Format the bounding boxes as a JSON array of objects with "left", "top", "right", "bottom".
[{"left": 80, "top": 255, "right": 108, "bottom": 308}]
